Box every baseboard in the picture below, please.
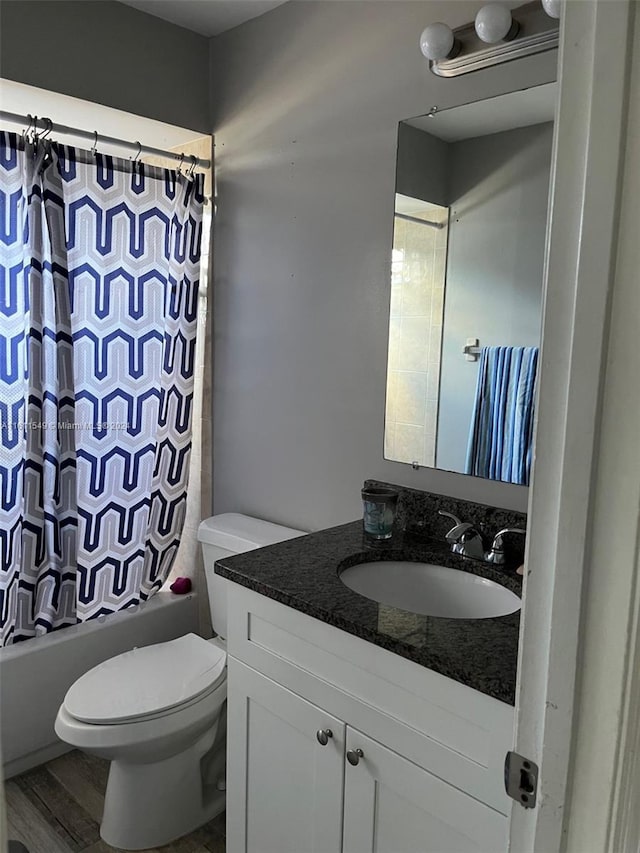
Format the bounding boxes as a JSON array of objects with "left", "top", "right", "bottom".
[{"left": 3, "top": 742, "right": 71, "bottom": 779}]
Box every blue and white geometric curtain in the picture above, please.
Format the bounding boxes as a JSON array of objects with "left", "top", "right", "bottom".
[{"left": 0, "top": 132, "right": 203, "bottom": 645}]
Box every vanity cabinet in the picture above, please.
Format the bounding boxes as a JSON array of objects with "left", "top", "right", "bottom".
[
  {"left": 225, "top": 584, "right": 514, "bottom": 853},
  {"left": 230, "top": 661, "right": 344, "bottom": 853},
  {"left": 342, "top": 729, "right": 505, "bottom": 853}
]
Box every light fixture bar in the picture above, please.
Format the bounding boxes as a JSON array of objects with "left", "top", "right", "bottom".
[{"left": 431, "top": 1, "right": 559, "bottom": 78}]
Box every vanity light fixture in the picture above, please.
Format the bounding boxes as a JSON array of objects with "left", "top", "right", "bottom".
[
  {"left": 419, "top": 22, "right": 460, "bottom": 61},
  {"left": 423, "top": 0, "right": 560, "bottom": 78},
  {"left": 474, "top": 4, "right": 519, "bottom": 44},
  {"left": 541, "top": 0, "right": 561, "bottom": 19}
]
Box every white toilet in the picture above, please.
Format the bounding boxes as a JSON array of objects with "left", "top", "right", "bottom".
[{"left": 54, "top": 513, "right": 304, "bottom": 850}]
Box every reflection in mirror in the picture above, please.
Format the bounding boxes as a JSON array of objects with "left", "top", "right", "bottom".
[{"left": 385, "top": 83, "right": 556, "bottom": 485}]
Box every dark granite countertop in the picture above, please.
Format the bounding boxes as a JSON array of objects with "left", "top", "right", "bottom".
[{"left": 215, "top": 520, "right": 521, "bottom": 705}]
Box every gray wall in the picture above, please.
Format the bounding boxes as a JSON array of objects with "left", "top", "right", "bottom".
[
  {"left": 395, "top": 123, "right": 450, "bottom": 208},
  {"left": 210, "top": 0, "right": 557, "bottom": 529},
  {"left": 0, "top": 1, "right": 210, "bottom": 132},
  {"left": 437, "top": 122, "right": 554, "bottom": 473}
]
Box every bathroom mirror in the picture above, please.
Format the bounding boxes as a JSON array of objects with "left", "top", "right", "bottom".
[{"left": 384, "top": 83, "right": 556, "bottom": 485}]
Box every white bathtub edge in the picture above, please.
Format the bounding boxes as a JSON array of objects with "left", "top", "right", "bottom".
[{"left": 1, "top": 592, "right": 200, "bottom": 778}]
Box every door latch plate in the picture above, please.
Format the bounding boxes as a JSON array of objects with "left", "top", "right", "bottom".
[{"left": 504, "top": 750, "right": 538, "bottom": 808}]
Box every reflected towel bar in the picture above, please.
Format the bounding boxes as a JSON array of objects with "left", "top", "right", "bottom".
[{"left": 464, "top": 338, "right": 482, "bottom": 361}]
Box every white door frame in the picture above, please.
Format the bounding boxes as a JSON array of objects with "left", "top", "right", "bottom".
[{"left": 509, "top": 1, "right": 637, "bottom": 851}]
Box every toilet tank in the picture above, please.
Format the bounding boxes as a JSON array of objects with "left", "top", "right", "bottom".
[{"left": 197, "top": 513, "right": 305, "bottom": 639}]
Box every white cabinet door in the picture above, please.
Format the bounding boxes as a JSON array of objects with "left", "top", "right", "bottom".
[
  {"left": 342, "top": 729, "right": 508, "bottom": 853},
  {"left": 226, "top": 659, "right": 345, "bottom": 853}
]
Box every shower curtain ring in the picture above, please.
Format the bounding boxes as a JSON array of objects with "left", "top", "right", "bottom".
[
  {"left": 22, "top": 114, "right": 34, "bottom": 140},
  {"left": 91, "top": 130, "right": 99, "bottom": 156},
  {"left": 40, "top": 118, "right": 53, "bottom": 141},
  {"left": 133, "top": 141, "right": 142, "bottom": 163},
  {"left": 187, "top": 154, "right": 197, "bottom": 178},
  {"left": 177, "top": 152, "right": 185, "bottom": 174}
]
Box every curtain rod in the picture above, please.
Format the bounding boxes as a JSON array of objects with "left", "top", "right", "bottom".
[
  {"left": 395, "top": 212, "right": 445, "bottom": 230},
  {"left": 0, "top": 111, "right": 211, "bottom": 170}
]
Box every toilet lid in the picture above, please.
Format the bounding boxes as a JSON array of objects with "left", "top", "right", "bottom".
[{"left": 64, "top": 634, "right": 226, "bottom": 724}]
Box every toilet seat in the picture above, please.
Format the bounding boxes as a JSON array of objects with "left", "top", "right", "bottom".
[
  {"left": 64, "top": 633, "right": 226, "bottom": 725},
  {"left": 55, "top": 674, "right": 227, "bottom": 759}
]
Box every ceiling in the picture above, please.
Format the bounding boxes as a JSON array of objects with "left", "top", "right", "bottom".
[{"left": 117, "top": 0, "right": 288, "bottom": 37}]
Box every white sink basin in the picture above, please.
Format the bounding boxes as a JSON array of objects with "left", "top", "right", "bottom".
[{"left": 339, "top": 560, "right": 521, "bottom": 619}]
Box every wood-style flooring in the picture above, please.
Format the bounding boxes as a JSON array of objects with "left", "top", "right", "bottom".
[{"left": 5, "top": 750, "right": 226, "bottom": 853}]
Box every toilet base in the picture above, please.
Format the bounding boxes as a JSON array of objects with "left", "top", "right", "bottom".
[{"left": 100, "top": 728, "right": 226, "bottom": 850}]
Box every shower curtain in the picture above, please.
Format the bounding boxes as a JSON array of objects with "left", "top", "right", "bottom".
[{"left": 0, "top": 132, "right": 204, "bottom": 645}]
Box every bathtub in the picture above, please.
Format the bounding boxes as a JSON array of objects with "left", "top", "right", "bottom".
[{"left": 0, "top": 591, "right": 199, "bottom": 778}]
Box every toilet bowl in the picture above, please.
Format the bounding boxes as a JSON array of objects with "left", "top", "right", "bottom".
[
  {"left": 55, "top": 633, "right": 228, "bottom": 850},
  {"left": 55, "top": 513, "right": 305, "bottom": 850}
]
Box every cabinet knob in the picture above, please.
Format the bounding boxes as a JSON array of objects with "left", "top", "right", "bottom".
[
  {"left": 316, "top": 728, "right": 333, "bottom": 746},
  {"left": 346, "top": 748, "right": 364, "bottom": 766}
]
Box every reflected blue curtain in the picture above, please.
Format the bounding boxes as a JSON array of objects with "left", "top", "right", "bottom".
[{"left": 0, "top": 133, "right": 203, "bottom": 645}]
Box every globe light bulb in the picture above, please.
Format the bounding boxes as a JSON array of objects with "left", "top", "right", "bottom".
[
  {"left": 474, "top": 4, "right": 517, "bottom": 43},
  {"left": 419, "top": 23, "right": 456, "bottom": 61},
  {"left": 541, "top": 0, "right": 561, "bottom": 19}
]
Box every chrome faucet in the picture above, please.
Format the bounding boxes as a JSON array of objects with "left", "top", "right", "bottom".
[
  {"left": 486, "top": 527, "right": 527, "bottom": 565},
  {"left": 438, "top": 511, "right": 486, "bottom": 561},
  {"left": 438, "top": 511, "right": 526, "bottom": 566}
]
